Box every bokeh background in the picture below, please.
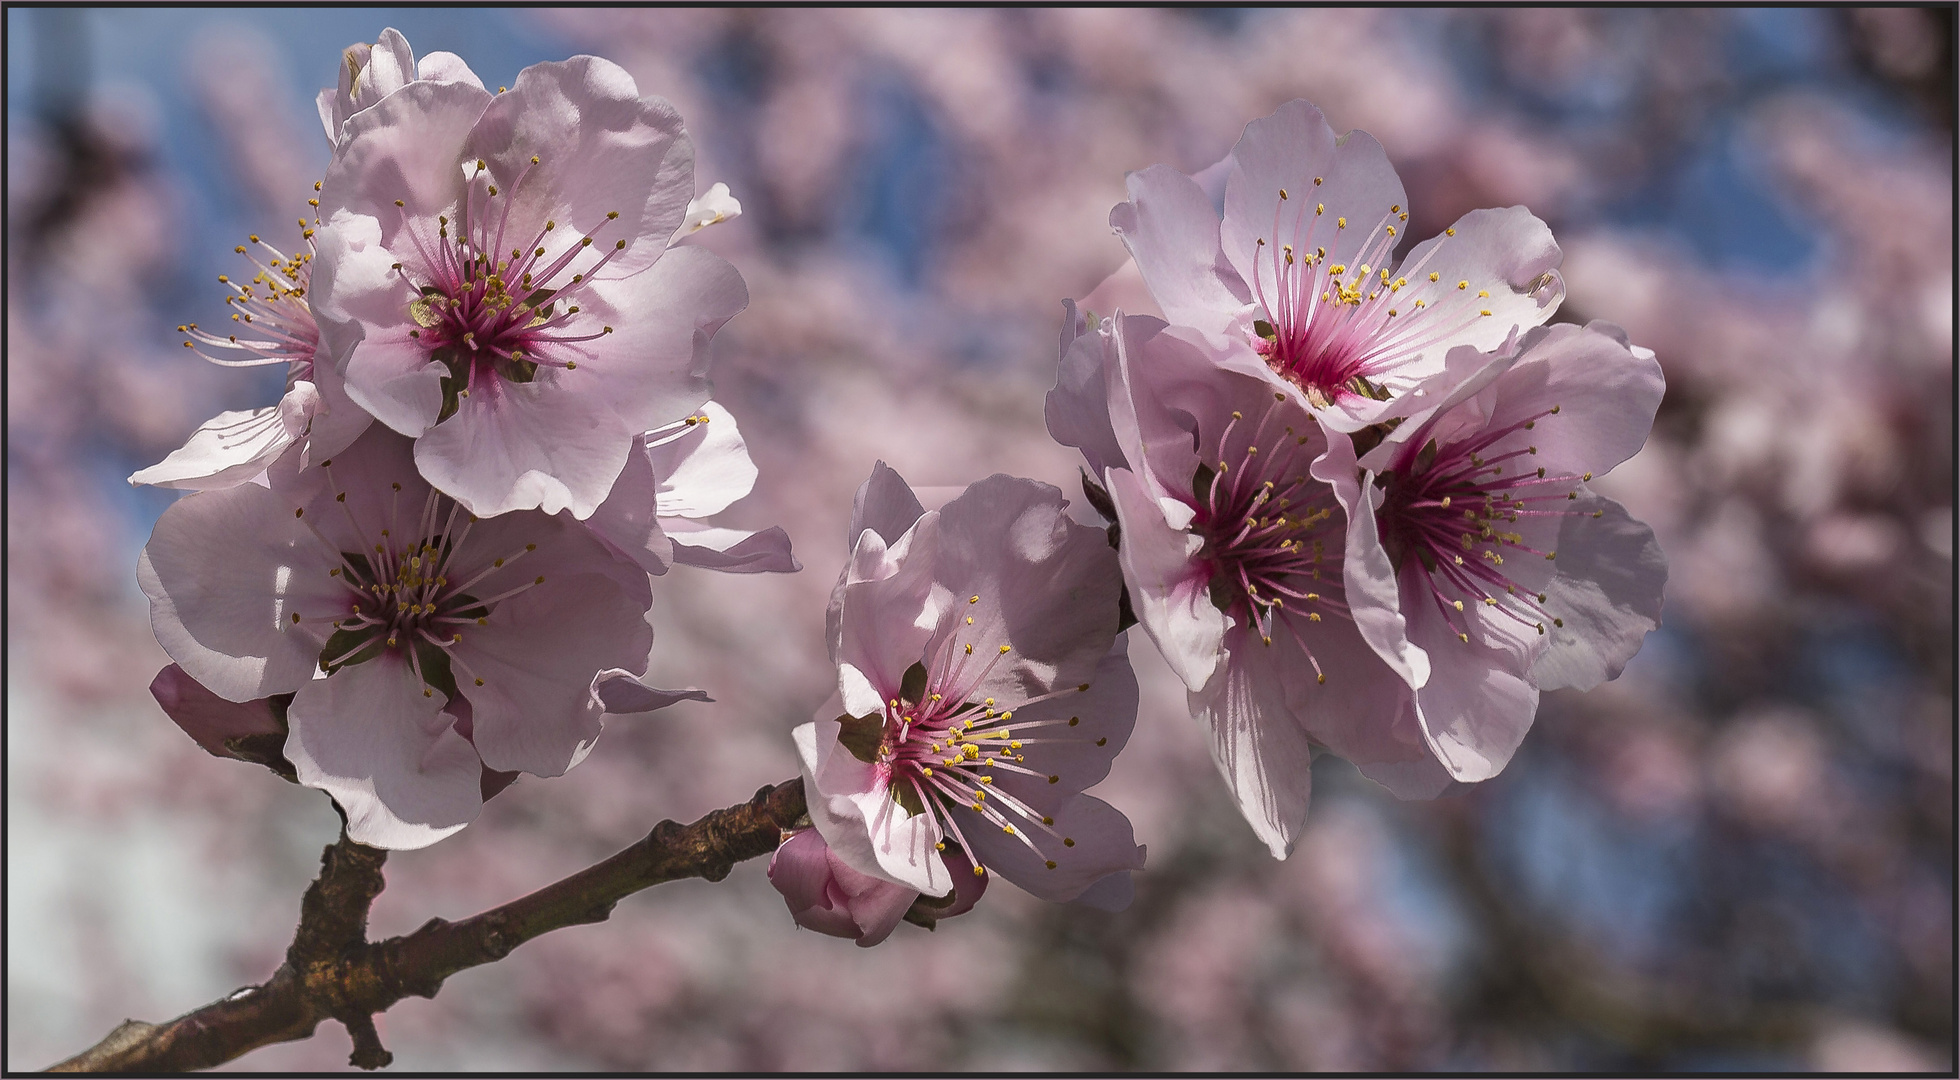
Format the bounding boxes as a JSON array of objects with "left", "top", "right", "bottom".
[{"left": 7, "top": 7, "right": 1954, "bottom": 1071}]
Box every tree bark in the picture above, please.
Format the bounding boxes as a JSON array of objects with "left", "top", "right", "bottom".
[{"left": 49, "top": 778, "right": 806, "bottom": 1073}]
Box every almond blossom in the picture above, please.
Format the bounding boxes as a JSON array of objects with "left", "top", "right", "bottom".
[
  {"left": 796, "top": 465, "right": 1145, "bottom": 908},
  {"left": 1324, "top": 321, "right": 1667, "bottom": 783},
  {"left": 137, "top": 426, "right": 675, "bottom": 849},
  {"left": 1112, "top": 99, "right": 1565, "bottom": 433},
  {"left": 1087, "top": 313, "right": 1448, "bottom": 858},
  {"left": 311, "top": 54, "right": 747, "bottom": 519},
  {"left": 767, "top": 826, "right": 985, "bottom": 947},
  {"left": 128, "top": 231, "right": 371, "bottom": 490}
]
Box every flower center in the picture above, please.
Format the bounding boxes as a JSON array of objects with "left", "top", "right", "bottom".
[
  {"left": 289, "top": 471, "right": 547, "bottom": 699},
  {"left": 1376, "top": 405, "right": 1593, "bottom": 643},
  {"left": 393, "top": 157, "right": 626, "bottom": 416},
  {"left": 1245, "top": 188, "right": 1488, "bottom": 407},
  {"left": 1188, "top": 401, "right": 1344, "bottom": 674},
  {"left": 839, "top": 602, "right": 1098, "bottom": 879}
]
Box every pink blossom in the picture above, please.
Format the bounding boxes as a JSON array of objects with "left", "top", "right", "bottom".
[
  {"left": 767, "top": 826, "right": 984, "bottom": 947},
  {"left": 582, "top": 401, "right": 799, "bottom": 577},
  {"left": 128, "top": 236, "right": 371, "bottom": 490},
  {"left": 1091, "top": 313, "right": 1447, "bottom": 858},
  {"left": 1326, "top": 321, "right": 1667, "bottom": 782},
  {"left": 796, "top": 465, "right": 1145, "bottom": 907},
  {"left": 315, "top": 28, "right": 484, "bottom": 149},
  {"left": 1112, "top": 99, "right": 1565, "bottom": 433},
  {"left": 136, "top": 426, "right": 667, "bottom": 849},
  {"left": 311, "top": 55, "right": 747, "bottom": 519}
]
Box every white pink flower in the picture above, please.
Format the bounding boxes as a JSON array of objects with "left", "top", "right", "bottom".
[
  {"left": 1326, "top": 320, "right": 1668, "bottom": 782},
  {"left": 1090, "top": 313, "right": 1448, "bottom": 858},
  {"left": 1112, "top": 99, "right": 1565, "bottom": 433},
  {"left": 796, "top": 465, "right": 1145, "bottom": 908},
  {"left": 766, "top": 826, "right": 984, "bottom": 947},
  {"left": 311, "top": 54, "right": 747, "bottom": 519},
  {"left": 128, "top": 233, "right": 371, "bottom": 490},
  {"left": 137, "top": 426, "right": 673, "bottom": 849}
]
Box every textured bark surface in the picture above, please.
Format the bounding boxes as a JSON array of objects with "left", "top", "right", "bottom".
[{"left": 49, "top": 778, "right": 807, "bottom": 1073}]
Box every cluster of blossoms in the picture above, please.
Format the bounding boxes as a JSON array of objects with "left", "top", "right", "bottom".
[
  {"left": 134, "top": 29, "right": 791, "bottom": 849},
  {"left": 133, "top": 32, "right": 1664, "bottom": 949}
]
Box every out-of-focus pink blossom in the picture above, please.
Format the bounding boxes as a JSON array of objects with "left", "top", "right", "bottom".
[
  {"left": 1089, "top": 313, "right": 1445, "bottom": 858},
  {"left": 1327, "top": 321, "right": 1667, "bottom": 782},
  {"left": 797, "top": 464, "right": 1145, "bottom": 907},
  {"left": 312, "top": 54, "right": 746, "bottom": 518},
  {"left": 137, "top": 426, "right": 670, "bottom": 848},
  {"left": 1113, "top": 99, "right": 1565, "bottom": 433}
]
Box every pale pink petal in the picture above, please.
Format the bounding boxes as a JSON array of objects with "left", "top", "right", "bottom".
[
  {"left": 317, "top": 79, "right": 494, "bottom": 244},
  {"left": 1313, "top": 433, "right": 1430, "bottom": 690},
  {"left": 462, "top": 56, "right": 694, "bottom": 280},
  {"left": 310, "top": 212, "right": 445, "bottom": 438},
  {"left": 1109, "top": 164, "right": 1249, "bottom": 336},
  {"left": 149, "top": 663, "right": 285, "bottom": 761},
  {"left": 834, "top": 523, "right": 943, "bottom": 718},
  {"left": 574, "top": 245, "right": 746, "bottom": 435},
  {"left": 927, "top": 473, "right": 1122, "bottom": 703},
  {"left": 648, "top": 401, "right": 756, "bottom": 518},
  {"left": 580, "top": 442, "right": 673, "bottom": 576},
  {"left": 1529, "top": 492, "right": 1667, "bottom": 692},
  {"left": 1044, "top": 300, "right": 1129, "bottom": 479},
  {"left": 1277, "top": 612, "right": 1447, "bottom": 800},
  {"left": 286, "top": 655, "right": 484, "bottom": 850},
  {"left": 456, "top": 569, "right": 654, "bottom": 776},
  {"left": 849, "top": 460, "right": 926, "bottom": 548},
  {"left": 315, "top": 87, "right": 337, "bottom": 143},
  {"left": 663, "top": 520, "right": 799, "bottom": 573},
  {"left": 1475, "top": 321, "right": 1666, "bottom": 478},
  {"left": 1223, "top": 99, "right": 1406, "bottom": 303},
  {"left": 829, "top": 856, "right": 917, "bottom": 948},
  {"left": 768, "top": 829, "right": 865, "bottom": 939},
  {"left": 1193, "top": 623, "right": 1318, "bottom": 859},
  {"left": 1072, "top": 868, "right": 1138, "bottom": 912},
  {"left": 590, "top": 668, "right": 712, "bottom": 714},
  {"left": 1385, "top": 207, "right": 1563, "bottom": 367},
  {"left": 137, "top": 475, "right": 346, "bottom": 702},
  {"left": 991, "top": 645, "right": 1137, "bottom": 807},
  {"left": 1406, "top": 597, "right": 1540, "bottom": 783},
  {"left": 415, "top": 51, "right": 483, "bottom": 90},
  {"left": 127, "top": 383, "right": 316, "bottom": 491},
  {"left": 962, "top": 792, "right": 1145, "bottom": 904},
  {"left": 1106, "top": 466, "right": 1221, "bottom": 690},
  {"left": 414, "top": 374, "right": 634, "bottom": 519}
]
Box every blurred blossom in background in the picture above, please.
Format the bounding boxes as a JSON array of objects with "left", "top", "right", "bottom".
[{"left": 6, "top": 7, "right": 1952, "bottom": 1071}]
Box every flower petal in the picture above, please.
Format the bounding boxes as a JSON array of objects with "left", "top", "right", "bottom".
[
  {"left": 1044, "top": 300, "right": 1131, "bottom": 480},
  {"left": 138, "top": 472, "right": 345, "bottom": 702},
  {"left": 580, "top": 441, "right": 673, "bottom": 575},
  {"left": 463, "top": 56, "right": 695, "bottom": 280},
  {"left": 1192, "top": 623, "right": 1318, "bottom": 859},
  {"left": 457, "top": 568, "right": 655, "bottom": 777},
  {"left": 318, "top": 79, "right": 494, "bottom": 245},
  {"left": 1386, "top": 206, "right": 1564, "bottom": 366},
  {"left": 962, "top": 791, "right": 1144, "bottom": 904},
  {"left": 286, "top": 654, "right": 484, "bottom": 850},
  {"left": 992, "top": 644, "right": 1138, "bottom": 807},
  {"left": 128, "top": 384, "right": 316, "bottom": 491},
  {"left": 1529, "top": 492, "right": 1667, "bottom": 692},
  {"left": 1406, "top": 595, "right": 1540, "bottom": 783},
  {"left": 414, "top": 375, "right": 634, "bottom": 519},
  {"left": 1223, "top": 99, "right": 1406, "bottom": 307},
  {"left": 664, "top": 520, "right": 800, "bottom": 573},
  {"left": 149, "top": 663, "right": 286, "bottom": 761},
  {"left": 1106, "top": 466, "right": 1222, "bottom": 691},
  {"left": 1110, "top": 164, "right": 1250, "bottom": 337},
  {"left": 574, "top": 245, "right": 745, "bottom": 435},
  {"left": 648, "top": 401, "right": 756, "bottom": 519},
  {"left": 1313, "top": 433, "right": 1430, "bottom": 690},
  {"left": 590, "top": 668, "right": 712, "bottom": 714}
]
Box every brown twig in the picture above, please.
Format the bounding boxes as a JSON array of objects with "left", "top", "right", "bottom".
[{"left": 49, "top": 778, "right": 806, "bottom": 1073}]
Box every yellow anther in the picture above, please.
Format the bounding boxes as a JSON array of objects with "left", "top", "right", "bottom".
[{"left": 1337, "top": 217, "right": 1346, "bottom": 228}]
